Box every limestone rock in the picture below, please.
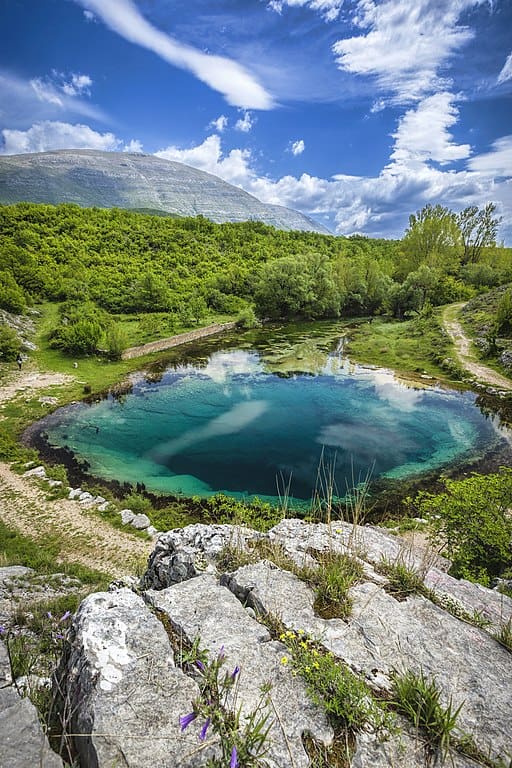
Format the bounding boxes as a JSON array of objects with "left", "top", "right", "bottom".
[
  {"left": 130, "top": 512, "right": 151, "bottom": 530},
  {"left": 0, "top": 566, "right": 81, "bottom": 627},
  {"left": 224, "top": 560, "right": 512, "bottom": 764},
  {"left": 68, "top": 487, "right": 82, "bottom": 500},
  {"left": 143, "top": 523, "right": 258, "bottom": 589},
  {"left": 119, "top": 508, "right": 135, "bottom": 524},
  {"left": 56, "top": 588, "right": 209, "bottom": 768},
  {"left": 23, "top": 465, "right": 47, "bottom": 479},
  {"left": 146, "top": 574, "right": 334, "bottom": 768},
  {"left": 0, "top": 641, "right": 63, "bottom": 768}
]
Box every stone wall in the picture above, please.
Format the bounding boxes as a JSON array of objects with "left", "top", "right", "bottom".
[{"left": 121, "top": 322, "right": 236, "bottom": 360}]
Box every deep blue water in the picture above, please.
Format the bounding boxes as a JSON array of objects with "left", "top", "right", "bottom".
[{"left": 39, "top": 330, "right": 507, "bottom": 503}]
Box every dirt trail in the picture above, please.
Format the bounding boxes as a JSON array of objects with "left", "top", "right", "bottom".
[
  {"left": 0, "top": 367, "right": 74, "bottom": 405},
  {"left": 443, "top": 303, "right": 512, "bottom": 391},
  {"left": 0, "top": 367, "right": 151, "bottom": 577}
]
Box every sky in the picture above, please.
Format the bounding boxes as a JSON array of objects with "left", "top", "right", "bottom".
[{"left": 0, "top": 0, "right": 511, "bottom": 242}]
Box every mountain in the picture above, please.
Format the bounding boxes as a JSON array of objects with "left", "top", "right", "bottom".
[{"left": 0, "top": 149, "right": 330, "bottom": 234}]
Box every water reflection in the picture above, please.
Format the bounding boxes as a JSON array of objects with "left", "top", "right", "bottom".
[{"left": 31, "top": 324, "right": 511, "bottom": 503}]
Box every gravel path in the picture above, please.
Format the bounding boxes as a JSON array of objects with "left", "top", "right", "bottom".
[
  {"left": 443, "top": 303, "right": 512, "bottom": 390},
  {"left": 0, "top": 367, "right": 151, "bottom": 578}
]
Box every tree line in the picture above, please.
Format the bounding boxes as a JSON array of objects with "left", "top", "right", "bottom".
[{"left": 0, "top": 201, "right": 510, "bottom": 357}]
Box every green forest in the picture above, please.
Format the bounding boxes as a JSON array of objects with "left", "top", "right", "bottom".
[{"left": 1, "top": 201, "right": 511, "bottom": 359}]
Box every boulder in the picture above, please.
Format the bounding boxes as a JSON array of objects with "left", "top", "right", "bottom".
[
  {"left": 120, "top": 508, "right": 135, "bottom": 525},
  {"left": 23, "top": 465, "right": 47, "bottom": 479},
  {"left": 130, "top": 513, "right": 151, "bottom": 530}
]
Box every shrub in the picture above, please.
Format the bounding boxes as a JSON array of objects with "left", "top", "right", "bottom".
[
  {"left": 0, "top": 323, "right": 20, "bottom": 361},
  {"left": 105, "top": 322, "right": 128, "bottom": 360},
  {"left": 417, "top": 469, "right": 512, "bottom": 585}
]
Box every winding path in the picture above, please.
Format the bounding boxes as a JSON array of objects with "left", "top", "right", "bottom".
[
  {"left": 443, "top": 303, "right": 512, "bottom": 391},
  {"left": 0, "top": 367, "right": 151, "bottom": 578}
]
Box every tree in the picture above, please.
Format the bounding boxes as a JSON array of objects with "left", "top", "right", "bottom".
[
  {"left": 401, "top": 204, "right": 461, "bottom": 273},
  {"left": 132, "top": 271, "right": 171, "bottom": 312},
  {"left": 255, "top": 253, "right": 342, "bottom": 320},
  {"left": 0, "top": 271, "right": 26, "bottom": 314},
  {"left": 457, "top": 203, "right": 501, "bottom": 265}
]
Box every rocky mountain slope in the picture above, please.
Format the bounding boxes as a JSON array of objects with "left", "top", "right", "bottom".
[
  {"left": 0, "top": 150, "right": 329, "bottom": 233},
  {"left": 2, "top": 518, "right": 510, "bottom": 768}
]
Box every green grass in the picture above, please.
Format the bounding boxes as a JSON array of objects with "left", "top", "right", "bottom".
[
  {"left": 376, "top": 558, "right": 426, "bottom": 600},
  {"left": 0, "top": 519, "right": 108, "bottom": 586},
  {"left": 281, "top": 629, "right": 393, "bottom": 735},
  {"left": 391, "top": 669, "right": 463, "bottom": 756},
  {"left": 345, "top": 315, "right": 453, "bottom": 381},
  {"left": 305, "top": 551, "right": 365, "bottom": 620}
]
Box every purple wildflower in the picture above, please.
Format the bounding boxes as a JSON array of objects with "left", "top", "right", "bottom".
[
  {"left": 46, "top": 611, "right": 53, "bottom": 619},
  {"left": 179, "top": 712, "right": 197, "bottom": 731},
  {"left": 230, "top": 665, "right": 240, "bottom": 680},
  {"left": 199, "top": 717, "right": 211, "bottom": 741},
  {"left": 0, "top": 626, "right": 5, "bottom": 636},
  {"left": 60, "top": 610, "right": 71, "bottom": 622},
  {"left": 217, "top": 645, "right": 225, "bottom": 660},
  {"left": 230, "top": 746, "right": 239, "bottom": 768},
  {"left": 195, "top": 659, "right": 205, "bottom": 672},
  {"left": 54, "top": 633, "right": 64, "bottom": 640}
]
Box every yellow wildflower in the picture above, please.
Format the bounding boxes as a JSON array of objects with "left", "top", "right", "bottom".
[{"left": 281, "top": 656, "right": 289, "bottom": 665}]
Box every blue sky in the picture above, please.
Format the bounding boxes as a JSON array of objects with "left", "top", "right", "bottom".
[{"left": 1, "top": 0, "right": 511, "bottom": 242}]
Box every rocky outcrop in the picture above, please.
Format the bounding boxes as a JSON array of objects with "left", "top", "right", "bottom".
[
  {"left": 0, "top": 640, "right": 63, "bottom": 768},
  {"left": 54, "top": 520, "right": 512, "bottom": 768},
  {"left": 55, "top": 589, "right": 207, "bottom": 768},
  {"left": 0, "top": 150, "right": 330, "bottom": 234}
]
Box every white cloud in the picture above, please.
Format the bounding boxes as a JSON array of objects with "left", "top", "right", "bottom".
[
  {"left": 0, "top": 70, "right": 105, "bottom": 127},
  {"left": 333, "top": 0, "right": 485, "bottom": 103},
  {"left": 75, "top": 0, "right": 273, "bottom": 109},
  {"left": 152, "top": 128, "right": 511, "bottom": 242},
  {"left": 123, "top": 139, "right": 144, "bottom": 153},
  {"left": 30, "top": 78, "right": 64, "bottom": 107},
  {"left": 467, "top": 135, "right": 512, "bottom": 176},
  {"left": 31, "top": 72, "right": 93, "bottom": 104},
  {"left": 61, "top": 73, "right": 93, "bottom": 97},
  {"left": 497, "top": 52, "right": 512, "bottom": 85},
  {"left": 155, "top": 135, "right": 254, "bottom": 187},
  {"left": 83, "top": 9, "right": 95, "bottom": 21},
  {"left": 389, "top": 93, "right": 471, "bottom": 169},
  {"left": 370, "top": 98, "right": 386, "bottom": 114},
  {"left": 0, "top": 121, "right": 140, "bottom": 155},
  {"left": 290, "top": 139, "right": 305, "bottom": 155},
  {"left": 267, "top": 0, "right": 343, "bottom": 22},
  {"left": 235, "top": 111, "right": 254, "bottom": 132},
  {"left": 209, "top": 115, "right": 228, "bottom": 133}
]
